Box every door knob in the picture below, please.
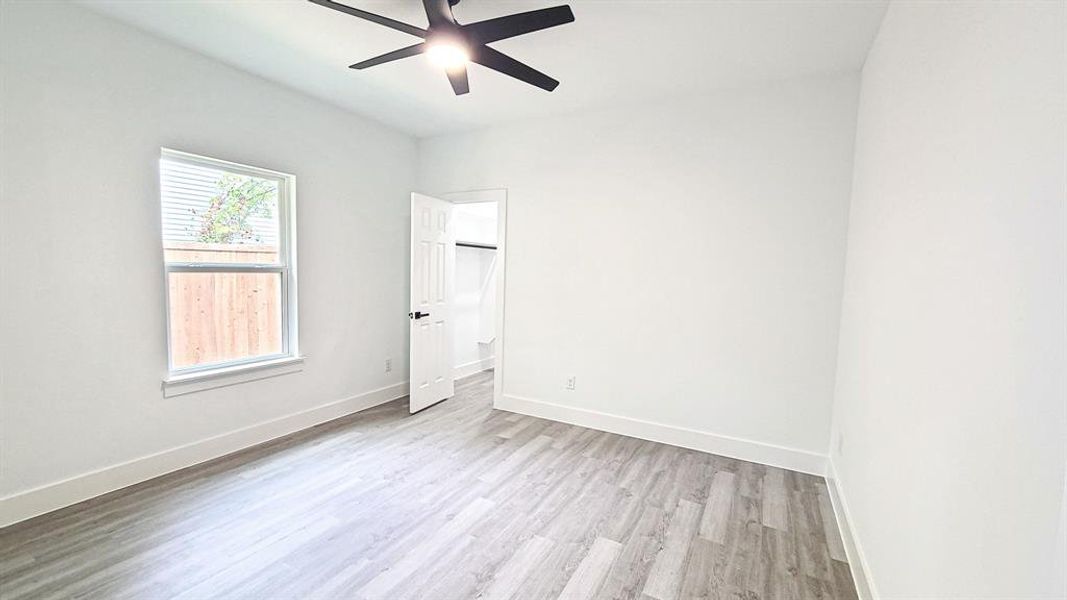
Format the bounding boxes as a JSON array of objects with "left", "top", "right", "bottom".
[{"left": 409, "top": 311, "right": 430, "bottom": 320}]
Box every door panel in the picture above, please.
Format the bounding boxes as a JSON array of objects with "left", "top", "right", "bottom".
[{"left": 410, "top": 193, "right": 455, "bottom": 413}]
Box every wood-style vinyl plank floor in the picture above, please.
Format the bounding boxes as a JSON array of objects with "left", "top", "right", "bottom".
[{"left": 0, "top": 371, "right": 858, "bottom": 600}]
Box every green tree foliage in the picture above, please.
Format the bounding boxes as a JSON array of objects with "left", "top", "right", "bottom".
[{"left": 193, "top": 174, "right": 276, "bottom": 244}]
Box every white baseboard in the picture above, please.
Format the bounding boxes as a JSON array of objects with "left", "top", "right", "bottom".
[
  {"left": 454, "top": 357, "right": 495, "bottom": 380},
  {"left": 0, "top": 381, "right": 409, "bottom": 529},
  {"left": 825, "top": 459, "right": 878, "bottom": 600},
  {"left": 497, "top": 394, "right": 826, "bottom": 476}
]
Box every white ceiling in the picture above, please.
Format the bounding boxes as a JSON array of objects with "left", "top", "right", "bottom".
[{"left": 79, "top": 0, "right": 888, "bottom": 138}]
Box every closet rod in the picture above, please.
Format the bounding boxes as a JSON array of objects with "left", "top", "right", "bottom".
[{"left": 456, "top": 241, "right": 497, "bottom": 250}]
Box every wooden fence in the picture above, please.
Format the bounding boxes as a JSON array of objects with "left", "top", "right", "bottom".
[{"left": 165, "top": 243, "right": 282, "bottom": 369}]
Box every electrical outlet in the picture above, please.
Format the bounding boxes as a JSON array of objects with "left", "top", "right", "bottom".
[
  {"left": 385, "top": 358, "right": 393, "bottom": 373},
  {"left": 837, "top": 434, "right": 845, "bottom": 456},
  {"left": 565, "top": 376, "right": 576, "bottom": 391}
]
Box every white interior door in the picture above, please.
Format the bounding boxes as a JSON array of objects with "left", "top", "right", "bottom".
[{"left": 409, "top": 192, "right": 455, "bottom": 413}]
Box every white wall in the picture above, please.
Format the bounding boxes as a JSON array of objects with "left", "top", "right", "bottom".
[
  {"left": 453, "top": 203, "right": 497, "bottom": 375},
  {"left": 419, "top": 74, "right": 860, "bottom": 471},
  {"left": 830, "top": 1, "right": 1066, "bottom": 597},
  {"left": 0, "top": 1, "right": 415, "bottom": 524},
  {"left": 453, "top": 202, "right": 498, "bottom": 247}
]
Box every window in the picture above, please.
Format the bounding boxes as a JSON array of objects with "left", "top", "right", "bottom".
[{"left": 160, "top": 149, "right": 298, "bottom": 379}]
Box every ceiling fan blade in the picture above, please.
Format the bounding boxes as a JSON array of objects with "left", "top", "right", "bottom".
[
  {"left": 470, "top": 46, "right": 559, "bottom": 92},
  {"left": 349, "top": 43, "right": 426, "bottom": 69},
  {"left": 447, "top": 67, "right": 470, "bottom": 95},
  {"left": 422, "top": 0, "right": 456, "bottom": 28},
  {"left": 308, "top": 0, "right": 426, "bottom": 38},
  {"left": 464, "top": 6, "right": 575, "bottom": 44}
]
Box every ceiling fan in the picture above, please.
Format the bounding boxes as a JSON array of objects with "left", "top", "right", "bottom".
[{"left": 308, "top": 0, "right": 575, "bottom": 95}]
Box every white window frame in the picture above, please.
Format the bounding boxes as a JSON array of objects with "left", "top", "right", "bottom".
[{"left": 160, "top": 148, "right": 300, "bottom": 388}]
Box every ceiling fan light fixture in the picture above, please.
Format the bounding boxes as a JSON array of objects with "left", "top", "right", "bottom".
[
  {"left": 426, "top": 39, "right": 470, "bottom": 71},
  {"left": 309, "top": 0, "right": 575, "bottom": 94}
]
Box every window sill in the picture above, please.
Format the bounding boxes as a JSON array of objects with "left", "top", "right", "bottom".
[{"left": 162, "top": 356, "right": 305, "bottom": 398}]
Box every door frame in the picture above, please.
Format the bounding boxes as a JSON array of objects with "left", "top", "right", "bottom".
[{"left": 440, "top": 188, "right": 508, "bottom": 408}]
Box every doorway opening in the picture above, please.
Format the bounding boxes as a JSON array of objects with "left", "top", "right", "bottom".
[{"left": 409, "top": 189, "right": 507, "bottom": 413}]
